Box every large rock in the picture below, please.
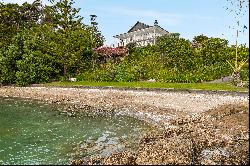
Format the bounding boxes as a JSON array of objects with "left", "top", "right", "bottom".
[
  {"left": 136, "top": 134, "right": 193, "bottom": 165},
  {"left": 208, "top": 76, "right": 233, "bottom": 83}
]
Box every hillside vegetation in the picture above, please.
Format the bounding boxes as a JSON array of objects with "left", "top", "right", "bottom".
[{"left": 0, "top": 0, "right": 248, "bottom": 86}]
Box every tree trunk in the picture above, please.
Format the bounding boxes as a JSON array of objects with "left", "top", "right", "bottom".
[
  {"left": 232, "top": 71, "right": 242, "bottom": 87},
  {"left": 64, "top": 65, "right": 67, "bottom": 78}
]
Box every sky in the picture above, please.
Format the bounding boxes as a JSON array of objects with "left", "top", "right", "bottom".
[{"left": 1, "top": 0, "right": 249, "bottom": 46}]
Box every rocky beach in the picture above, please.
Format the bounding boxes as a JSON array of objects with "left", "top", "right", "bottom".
[{"left": 0, "top": 86, "right": 249, "bottom": 165}]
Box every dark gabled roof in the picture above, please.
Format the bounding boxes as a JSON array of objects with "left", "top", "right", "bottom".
[
  {"left": 155, "top": 25, "right": 169, "bottom": 33},
  {"left": 127, "top": 21, "right": 151, "bottom": 33},
  {"left": 113, "top": 21, "right": 169, "bottom": 38}
]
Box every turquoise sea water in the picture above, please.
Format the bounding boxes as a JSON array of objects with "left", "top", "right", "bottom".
[{"left": 0, "top": 97, "right": 151, "bottom": 165}]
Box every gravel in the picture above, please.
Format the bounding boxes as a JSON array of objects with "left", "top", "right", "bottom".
[
  {"left": 0, "top": 86, "right": 248, "bottom": 126},
  {"left": 0, "top": 86, "right": 249, "bottom": 165}
]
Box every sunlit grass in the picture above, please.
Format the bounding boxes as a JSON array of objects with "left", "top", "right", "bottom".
[{"left": 46, "top": 81, "right": 248, "bottom": 92}]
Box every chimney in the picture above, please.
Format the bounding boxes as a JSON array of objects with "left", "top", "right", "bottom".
[{"left": 154, "top": 20, "right": 158, "bottom": 26}]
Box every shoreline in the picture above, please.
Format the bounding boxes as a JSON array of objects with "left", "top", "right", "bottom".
[
  {"left": 0, "top": 86, "right": 249, "bottom": 165},
  {"left": 29, "top": 84, "right": 249, "bottom": 96},
  {"left": 0, "top": 86, "right": 248, "bottom": 127}
]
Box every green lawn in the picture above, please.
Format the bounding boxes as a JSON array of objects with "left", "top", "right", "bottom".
[{"left": 46, "top": 81, "right": 248, "bottom": 92}]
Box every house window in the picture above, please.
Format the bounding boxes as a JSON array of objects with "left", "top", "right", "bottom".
[{"left": 130, "top": 37, "right": 133, "bottom": 41}]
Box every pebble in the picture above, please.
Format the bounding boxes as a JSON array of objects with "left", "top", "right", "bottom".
[{"left": 0, "top": 86, "right": 248, "bottom": 165}]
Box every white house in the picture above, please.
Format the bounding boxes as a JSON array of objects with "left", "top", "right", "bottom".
[{"left": 113, "top": 20, "right": 169, "bottom": 47}]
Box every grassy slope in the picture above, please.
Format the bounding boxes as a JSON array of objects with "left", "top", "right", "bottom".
[{"left": 46, "top": 81, "right": 248, "bottom": 92}]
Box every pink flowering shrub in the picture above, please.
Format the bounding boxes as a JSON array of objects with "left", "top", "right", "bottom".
[{"left": 93, "top": 46, "right": 128, "bottom": 57}]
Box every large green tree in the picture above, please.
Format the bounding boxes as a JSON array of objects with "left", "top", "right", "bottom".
[
  {"left": 46, "top": 0, "right": 104, "bottom": 77},
  {"left": 0, "top": 25, "right": 60, "bottom": 86},
  {"left": 0, "top": 0, "right": 43, "bottom": 47},
  {"left": 47, "top": 0, "right": 83, "bottom": 31},
  {"left": 0, "top": 0, "right": 105, "bottom": 86}
]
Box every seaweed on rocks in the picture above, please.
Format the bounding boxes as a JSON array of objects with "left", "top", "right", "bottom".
[{"left": 71, "top": 103, "right": 249, "bottom": 165}]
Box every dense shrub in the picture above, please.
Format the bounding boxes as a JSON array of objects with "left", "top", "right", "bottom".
[
  {"left": 16, "top": 51, "right": 56, "bottom": 86},
  {"left": 156, "top": 34, "right": 197, "bottom": 72},
  {"left": 0, "top": 45, "right": 22, "bottom": 84},
  {"left": 93, "top": 46, "right": 128, "bottom": 58},
  {"left": 77, "top": 62, "right": 117, "bottom": 82},
  {"left": 0, "top": 26, "right": 61, "bottom": 86},
  {"left": 78, "top": 35, "right": 248, "bottom": 83}
]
